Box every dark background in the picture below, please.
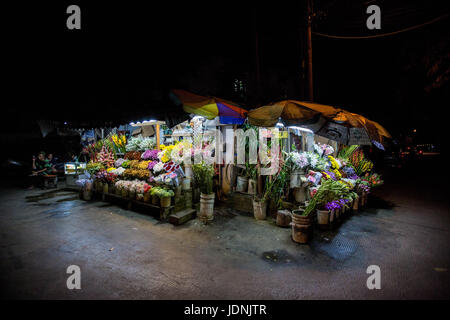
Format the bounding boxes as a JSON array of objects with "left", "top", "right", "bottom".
[{"left": 2, "top": 0, "right": 449, "bottom": 161}]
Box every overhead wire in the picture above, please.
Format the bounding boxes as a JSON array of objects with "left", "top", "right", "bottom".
[{"left": 312, "top": 12, "right": 449, "bottom": 39}]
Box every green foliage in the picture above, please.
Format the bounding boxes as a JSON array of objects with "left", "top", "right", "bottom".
[
  {"left": 86, "top": 162, "right": 104, "bottom": 175},
  {"left": 150, "top": 186, "right": 174, "bottom": 198},
  {"left": 338, "top": 145, "right": 359, "bottom": 160},
  {"left": 303, "top": 180, "right": 350, "bottom": 216},
  {"left": 261, "top": 161, "right": 289, "bottom": 204},
  {"left": 192, "top": 161, "right": 215, "bottom": 195},
  {"left": 244, "top": 163, "right": 258, "bottom": 180}
]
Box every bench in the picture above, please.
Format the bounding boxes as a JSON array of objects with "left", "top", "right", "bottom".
[{"left": 41, "top": 175, "right": 58, "bottom": 188}]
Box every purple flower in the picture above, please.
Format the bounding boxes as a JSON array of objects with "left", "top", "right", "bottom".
[
  {"left": 147, "top": 160, "right": 158, "bottom": 170},
  {"left": 141, "top": 149, "right": 160, "bottom": 160},
  {"left": 324, "top": 200, "right": 342, "bottom": 211},
  {"left": 324, "top": 170, "right": 337, "bottom": 180},
  {"left": 342, "top": 166, "right": 356, "bottom": 177}
]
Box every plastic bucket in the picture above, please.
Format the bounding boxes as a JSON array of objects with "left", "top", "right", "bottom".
[
  {"left": 252, "top": 200, "right": 267, "bottom": 220},
  {"left": 316, "top": 209, "right": 330, "bottom": 225},
  {"left": 236, "top": 176, "right": 248, "bottom": 192},
  {"left": 199, "top": 193, "right": 215, "bottom": 222}
]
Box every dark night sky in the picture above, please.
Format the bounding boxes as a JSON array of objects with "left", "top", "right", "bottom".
[{"left": 3, "top": 0, "right": 449, "bottom": 149}]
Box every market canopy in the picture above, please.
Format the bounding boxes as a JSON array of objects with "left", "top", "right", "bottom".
[
  {"left": 247, "top": 100, "right": 338, "bottom": 127},
  {"left": 170, "top": 89, "right": 248, "bottom": 125},
  {"left": 248, "top": 100, "right": 390, "bottom": 147}
]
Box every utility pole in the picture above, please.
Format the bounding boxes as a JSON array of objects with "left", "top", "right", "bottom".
[
  {"left": 306, "top": 0, "right": 314, "bottom": 101},
  {"left": 252, "top": 6, "right": 261, "bottom": 103}
]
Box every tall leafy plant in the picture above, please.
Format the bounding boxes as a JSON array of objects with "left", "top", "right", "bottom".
[
  {"left": 192, "top": 161, "right": 215, "bottom": 195},
  {"left": 302, "top": 179, "right": 349, "bottom": 216}
]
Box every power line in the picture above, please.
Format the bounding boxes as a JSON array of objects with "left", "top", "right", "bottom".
[{"left": 313, "top": 12, "right": 449, "bottom": 39}]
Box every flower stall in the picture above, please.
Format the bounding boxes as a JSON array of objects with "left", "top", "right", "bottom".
[
  {"left": 78, "top": 123, "right": 198, "bottom": 223},
  {"left": 74, "top": 92, "right": 389, "bottom": 241}
]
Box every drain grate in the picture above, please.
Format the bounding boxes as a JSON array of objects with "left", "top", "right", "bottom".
[{"left": 314, "top": 234, "right": 359, "bottom": 262}]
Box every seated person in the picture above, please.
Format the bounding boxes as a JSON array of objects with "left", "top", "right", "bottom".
[
  {"left": 47, "top": 153, "right": 58, "bottom": 174},
  {"left": 29, "top": 152, "right": 57, "bottom": 189}
]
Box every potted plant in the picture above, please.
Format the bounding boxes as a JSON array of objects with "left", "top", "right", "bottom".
[
  {"left": 158, "top": 188, "right": 174, "bottom": 208},
  {"left": 245, "top": 163, "right": 258, "bottom": 195},
  {"left": 143, "top": 184, "right": 152, "bottom": 203},
  {"left": 105, "top": 172, "right": 117, "bottom": 194},
  {"left": 291, "top": 208, "right": 313, "bottom": 243},
  {"left": 236, "top": 173, "right": 248, "bottom": 193},
  {"left": 192, "top": 162, "right": 215, "bottom": 222},
  {"left": 252, "top": 174, "right": 276, "bottom": 220},
  {"left": 150, "top": 187, "right": 160, "bottom": 205},
  {"left": 76, "top": 178, "right": 93, "bottom": 201},
  {"left": 303, "top": 179, "right": 349, "bottom": 229}
]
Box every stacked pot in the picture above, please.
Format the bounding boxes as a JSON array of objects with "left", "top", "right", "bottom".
[{"left": 291, "top": 209, "right": 313, "bottom": 244}]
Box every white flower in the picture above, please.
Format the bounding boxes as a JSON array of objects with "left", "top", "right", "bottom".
[{"left": 153, "top": 162, "right": 164, "bottom": 173}]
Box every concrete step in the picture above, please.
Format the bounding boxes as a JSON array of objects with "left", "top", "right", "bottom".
[{"left": 168, "top": 208, "right": 197, "bottom": 225}]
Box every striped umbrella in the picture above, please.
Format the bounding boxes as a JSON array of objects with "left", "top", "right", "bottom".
[{"left": 171, "top": 89, "right": 248, "bottom": 125}]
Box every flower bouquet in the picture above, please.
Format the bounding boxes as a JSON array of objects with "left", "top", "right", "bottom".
[{"left": 141, "top": 149, "right": 160, "bottom": 160}]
